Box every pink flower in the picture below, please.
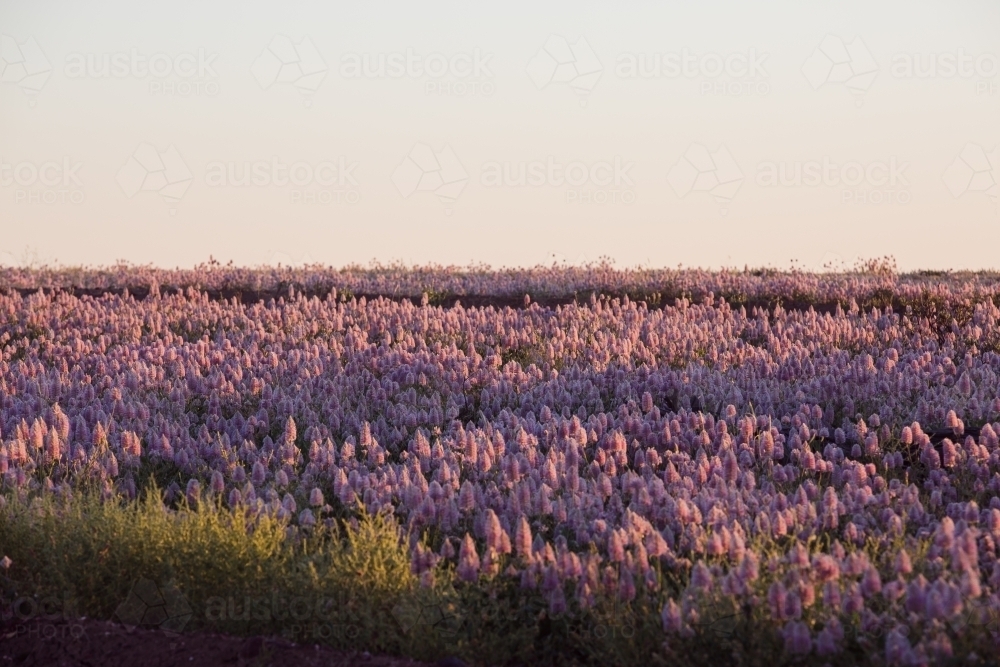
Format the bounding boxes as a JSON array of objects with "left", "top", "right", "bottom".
[
  {"left": 121, "top": 431, "right": 142, "bottom": 458},
  {"left": 608, "top": 530, "right": 625, "bottom": 563},
  {"left": 283, "top": 416, "right": 297, "bottom": 446},
  {"left": 864, "top": 432, "right": 879, "bottom": 457},
  {"left": 941, "top": 439, "right": 958, "bottom": 468},
  {"left": 723, "top": 450, "right": 739, "bottom": 483},
  {"left": 894, "top": 550, "right": 912, "bottom": 576},
  {"left": 457, "top": 533, "right": 480, "bottom": 582},
  {"left": 813, "top": 554, "right": 840, "bottom": 582},
  {"left": 458, "top": 481, "right": 476, "bottom": 513},
  {"left": 515, "top": 515, "right": 533, "bottom": 559},
  {"left": 861, "top": 566, "right": 882, "bottom": 597},
  {"left": 484, "top": 509, "right": 511, "bottom": 554}
]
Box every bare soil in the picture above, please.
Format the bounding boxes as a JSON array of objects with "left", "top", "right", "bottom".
[{"left": 0, "top": 617, "right": 451, "bottom": 667}]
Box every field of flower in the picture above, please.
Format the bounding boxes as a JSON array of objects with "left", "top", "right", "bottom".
[{"left": 2, "top": 262, "right": 1000, "bottom": 665}]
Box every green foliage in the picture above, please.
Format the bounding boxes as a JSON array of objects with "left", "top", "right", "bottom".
[{"left": 4, "top": 485, "right": 993, "bottom": 666}]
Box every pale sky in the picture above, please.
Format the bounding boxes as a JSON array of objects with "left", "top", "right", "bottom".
[{"left": 1, "top": 0, "right": 998, "bottom": 270}]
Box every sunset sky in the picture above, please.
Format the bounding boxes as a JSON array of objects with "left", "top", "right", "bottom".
[{"left": 1, "top": 0, "right": 998, "bottom": 270}]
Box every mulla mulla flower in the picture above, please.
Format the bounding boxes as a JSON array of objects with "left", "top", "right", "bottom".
[
  {"left": 186, "top": 478, "right": 201, "bottom": 506},
  {"left": 457, "top": 533, "right": 481, "bottom": 583}
]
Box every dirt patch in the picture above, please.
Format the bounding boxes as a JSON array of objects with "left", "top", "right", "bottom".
[{"left": 0, "top": 617, "right": 452, "bottom": 667}]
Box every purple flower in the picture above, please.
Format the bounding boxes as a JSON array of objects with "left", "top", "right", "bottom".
[
  {"left": 618, "top": 566, "right": 636, "bottom": 601},
  {"left": 905, "top": 576, "right": 928, "bottom": 614},
  {"left": 661, "top": 599, "right": 682, "bottom": 633},
  {"left": 690, "top": 562, "right": 713, "bottom": 593},
  {"left": 185, "top": 478, "right": 201, "bottom": 506},
  {"left": 210, "top": 470, "right": 224, "bottom": 495},
  {"left": 251, "top": 461, "right": 266, "bottom": 485},
  {"left": 782, "top": 621, "right": 811, "bottom": 655},
  {"left": 548, "top": 585, "right": 567, "bottom": 615},
  {"left": 884, "top": 628, "right": 912, "bottom": 665}
]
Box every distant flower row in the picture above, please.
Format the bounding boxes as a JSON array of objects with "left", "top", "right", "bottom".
[{"left": 0, "top": 259, "right": 994, "bottom": 308}]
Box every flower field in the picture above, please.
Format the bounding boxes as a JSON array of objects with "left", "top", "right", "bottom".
[{"left": 2, "top": 263, "right": 1000, "bottom": 665}]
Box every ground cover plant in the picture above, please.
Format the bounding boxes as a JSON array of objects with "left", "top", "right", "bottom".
[{"left": 2, "top": 261, "right": 1000, "bottom": 665}]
